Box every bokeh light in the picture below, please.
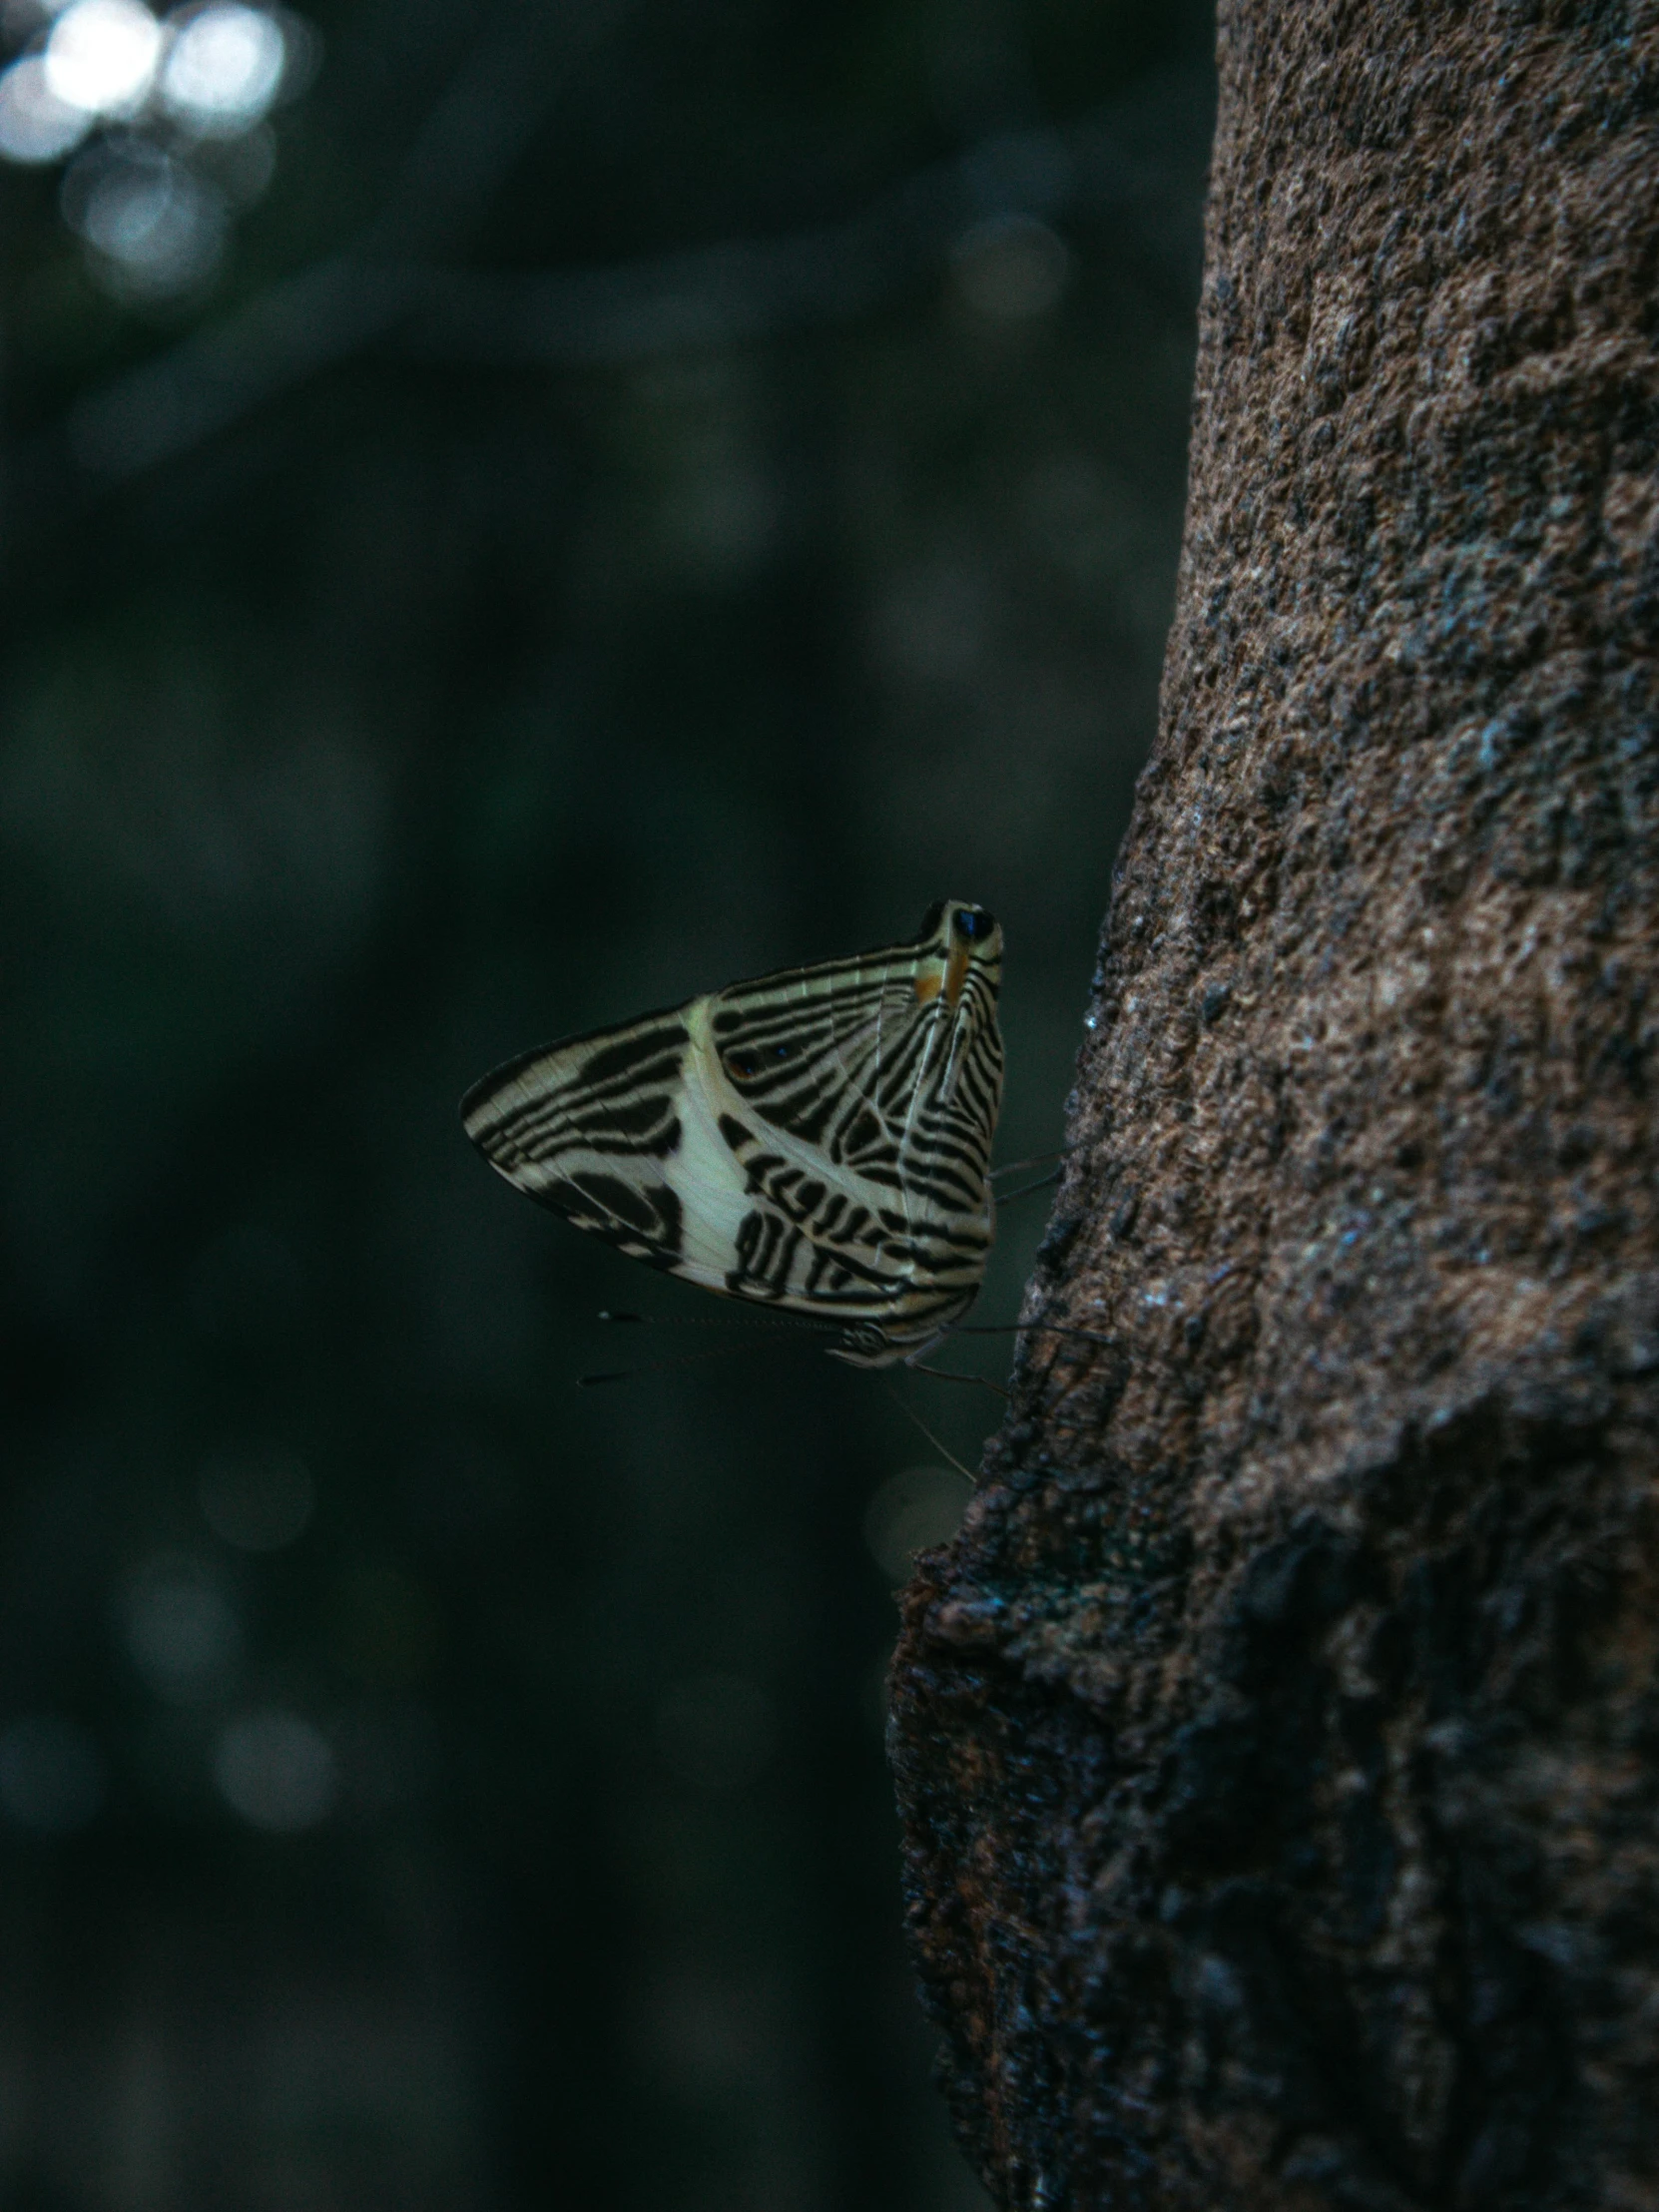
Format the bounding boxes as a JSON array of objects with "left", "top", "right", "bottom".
[
  {"left": 949, "top": 213, "right": 1073, "bottom": 320},
  {"left": 161, "top": 3, "right": 284, "bottom": 132},
  {"left": 43, "top": 0, "right": 162, "bottom": 117},
  {"left": 62, "top": 139, "right": 228, "bottom": 287},
  {"left": 121, "top": 1556, "right": 242, "bottom": 1702},
  {"left": 862, "top": 1465, "right": 973, "bottom": 1586},
  {"left": 0, "top": 55, "right": 92, "bottom": 163},
  {"left": 214, "top": 1709, "right": 335, "bottom": 1831},
  {"left": 0, "top": 0, "right": 311, "bottom": 294}
]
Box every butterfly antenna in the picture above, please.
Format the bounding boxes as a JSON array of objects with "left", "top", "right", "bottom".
[
  {"left": 883, "top": 1384, "right": 978, "bottom": 1484},
  {"left": 907, "top": 1362, "right": 1010, "bottom": 1399},
  {"left": 949, "top": 1320, "right": 1117, "bottom": 1349},
  {"left": 994, "top": 1168, "right": 1063, "bottom": 1207},
  {"left": 988, "top": 1148, "right": 1068, "bottom": 1182}
]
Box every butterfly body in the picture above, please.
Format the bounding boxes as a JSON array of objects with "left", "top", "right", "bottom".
[{"left": 461, "top": 900, "right": 1004, "bottom": 1368}]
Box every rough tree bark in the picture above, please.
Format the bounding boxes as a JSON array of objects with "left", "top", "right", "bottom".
[{"left": 890, "top": 5, "right": 1659, "bottom": 2208}]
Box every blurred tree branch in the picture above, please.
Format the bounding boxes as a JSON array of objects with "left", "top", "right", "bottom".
[
  {"left": 891, "top": 2, "right": 1659, "bottom": 2206},
  {"left": 40, "top": 69, "right": 1206, "bottom": 490}
]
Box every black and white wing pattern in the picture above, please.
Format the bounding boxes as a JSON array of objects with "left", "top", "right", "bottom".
[{"left": 459, "top": 900, "right": 1004, "bottom": 1367}]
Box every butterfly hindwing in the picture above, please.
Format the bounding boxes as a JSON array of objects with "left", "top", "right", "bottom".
[{"left": 460, "top": 901, "right": 1005, "bottom": 1365}]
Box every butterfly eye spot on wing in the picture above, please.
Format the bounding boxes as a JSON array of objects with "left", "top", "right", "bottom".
[{"left": 952, "top": 906, "right": 997, "bottom": 942}]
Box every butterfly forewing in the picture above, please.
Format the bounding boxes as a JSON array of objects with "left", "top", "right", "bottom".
[
  {"left": 460, "top": 900, "right": 1004, "bottom": 1366},
  {"left": 459, "top": 1010, "right": 696, "bottom": 1262}
]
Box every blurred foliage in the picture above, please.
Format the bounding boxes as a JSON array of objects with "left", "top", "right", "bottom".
[{"left": 0, "top": 0, "right": 1212, "bottom": 2204}]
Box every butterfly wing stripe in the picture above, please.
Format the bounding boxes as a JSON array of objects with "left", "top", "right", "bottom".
[
  {"left": 661, "top": 986, "right": 945, "bottom": 1323},
  {"left": 462, "top": 1007, "right": 704, "bottom": 1268},
  {"left": 656, "top": 1024, "right": 916, "bottom": 1317},
  {"left": 459, "top": 901, "right": 1005, "bottom": 1360},
  {"left": 463, "top": 1025, "right": 689, "bottom": 1139},
  {"left": 710, "top": 911, "right": 944, "bottom": 1014}
]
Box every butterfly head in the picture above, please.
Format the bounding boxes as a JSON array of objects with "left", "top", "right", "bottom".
[{"left": 914, "top": 900, "right": 1001, "bottom": 1011}]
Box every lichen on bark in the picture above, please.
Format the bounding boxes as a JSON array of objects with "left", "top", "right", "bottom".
[{"left": 889, "top": 5, "right": 1659, "bottom": 2207}]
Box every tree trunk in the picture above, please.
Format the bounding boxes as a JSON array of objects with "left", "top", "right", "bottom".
[{"left": 889, "top": 5, "right": 1659, "bottom": 2208}]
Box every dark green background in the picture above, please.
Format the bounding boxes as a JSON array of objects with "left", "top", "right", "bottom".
[{"left": 0, "top": 1, "right": 1211, "bottom": 2203}]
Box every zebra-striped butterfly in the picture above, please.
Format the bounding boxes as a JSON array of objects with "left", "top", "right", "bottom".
[{"left": 460, "top": 900, "right": 1004, "bottom": 1368}]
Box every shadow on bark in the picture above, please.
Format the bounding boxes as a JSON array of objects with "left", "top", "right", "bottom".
[{"left": 890, "top": 3, "right": 1659, "bottom": 2205}]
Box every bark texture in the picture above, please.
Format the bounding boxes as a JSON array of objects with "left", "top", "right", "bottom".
[{"left": 890, "top": 5, "right": 1659, "bottom": 2207}]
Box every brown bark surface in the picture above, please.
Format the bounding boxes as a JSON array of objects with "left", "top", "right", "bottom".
[{"left": 890, "top": 5, "right": 1659, "bottom": 2207}]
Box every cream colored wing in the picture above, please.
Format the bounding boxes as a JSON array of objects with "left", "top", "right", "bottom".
[{"left": 459, "top": 900, "right": 1004, "bottom": 1350}]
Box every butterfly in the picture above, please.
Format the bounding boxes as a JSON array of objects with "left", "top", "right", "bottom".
[{"left": 460, "top": 900, "right": 1005, "bottom": 1368}]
